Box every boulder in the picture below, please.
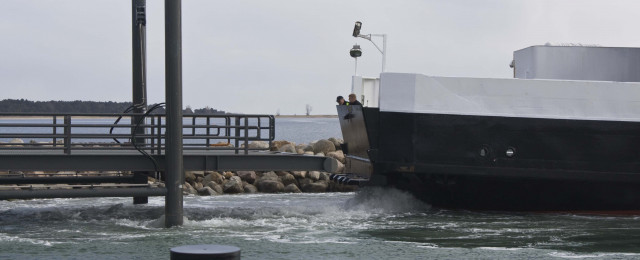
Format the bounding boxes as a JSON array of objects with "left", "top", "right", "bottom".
[
  {"left": 336, "top": 161, "right": 345, "bottom": 174},
  {"left": 205, "top": 181, "right": 223, "bottom": 194},
  {"left": 327, "top": 150, "right": 346, "bottom": 164},
  {"left": 223, "top": 171, "right": 234, "bottom": 179},
  {"left": 243, "top": 184, "right": 258, "bottom": 193},
  {"left": 183, "top": 182, "right": 198, "bottom": 195},
  {"left": 291, "top": 171, "right": 307, "bottom": 179},
  {"left": 275, "top": 171, "right": 290, "bottom": 176},
  {"left": 185, "top": 171, "right": 197, "bottom": 183},
  {"left": 284, "top": 184, "right": 302, "bottom": 193},
  {"left": 259, "top": 171, "right": 280, "bottom": 182},
  {"left": 328, "top": 137, "right": 343, "bottom": 150},
  {"left": 194, "top": 182, "right": 204, "bottom": 190},
  {"left": 248, "top": 141, "right": 269, "bottom": 149},
  {"left": 295, "top": 144, "right": 307, "bottom": 151},
  {"left": 191, "top": 171, "right": 206, "bottom": 178},
  {"left": 223, "top": 176, "right": 244, "bottom": 194},
  {"left": 313, "top": 139, "right": 335, "bottom": 155},
  {"left": 212, "top": 141, "right": 233, "bottom": 147},
  {"left": 319, "top": 172, "right": 330, "bottom": 181},
  {"left": 303, "top": 145, "right": 314, "bottom": 152},
  {"left": 296, "top": 149, "right": 305, "bottom": 154},
  {"left": 302, "top": 182, "right": 328, "bottom": 193},
  {"left": 278, "top": 144, "right": 297, "bottom": 153},
  {"left": 298, "top": 178, "right": 313, "bottom": 187},
  {"left": 304, "top": 151, "right": 314, "bottom": 155},
  {"left": 237, "top": 171, "right": 257, "bottom": 184},
  {"left": 203, "top": 171, "right": 224, "bottom": 185},
  {"left": 308, "top": 171, "right": 321, "bottom": 181},
  {"left": 256, "top": 180, "right": 284, "bottom": 193},
  {"left": 197, "top": 187, "right": 217, "bottom": 196},
  {"left": 270, "top": 140, "right": 295, "bottom": 151},
  {"left": 279, "top": 173, "right": 298, "bottom": 187},
  {"left": 315, "top": 152, "right": 325, "bottom": 157}
]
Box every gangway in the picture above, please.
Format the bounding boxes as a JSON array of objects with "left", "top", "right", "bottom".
[{"left": 0, "top": 113, "right": 338, "bottom": 200}]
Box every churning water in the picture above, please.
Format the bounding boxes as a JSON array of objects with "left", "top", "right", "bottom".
[
  {"left": 2, "top": 118, "right": 640, "bottom": 259},
  {"left": 2, "top": 188, "right": 640, "bottom": 259}
]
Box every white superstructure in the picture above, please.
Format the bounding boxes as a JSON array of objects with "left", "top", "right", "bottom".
[
  {"left": 513, "top": 45, "right": 640, "bottom": 82},
  {"left": 379, "top": 73, "right": 640, "bottom": 122},
  {"left": 351, "top": 76, "right": 380, "bottom": 107}
]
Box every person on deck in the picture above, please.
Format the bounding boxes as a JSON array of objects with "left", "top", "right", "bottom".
[
  {"left": 336, "top": 96, "right": 348, "bottom": 105},
  {"left": 348, "top": 94, "right": 362, "bottom": 106}
]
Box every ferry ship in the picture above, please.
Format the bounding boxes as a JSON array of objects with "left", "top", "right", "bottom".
[{"left": 336, "top": 45, "right": 640, "bottom": 211}]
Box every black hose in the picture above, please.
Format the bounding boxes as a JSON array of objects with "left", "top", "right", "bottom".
[
  {"left": 131, "top": 103, "right": 165, "bottom": 177},
  {"left": 110, "top": 105, "right": 136, "bottom": 144}
]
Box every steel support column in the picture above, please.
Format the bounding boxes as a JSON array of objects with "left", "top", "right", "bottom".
[
  {"left": 132, "top": 0, "right": 148, "bottom": 136},
  {"left": 164, "top": 0, "right": 184, "bottom": 228},
  {"left": 132, "top": 0, "right": 149, "bottom": 204}
]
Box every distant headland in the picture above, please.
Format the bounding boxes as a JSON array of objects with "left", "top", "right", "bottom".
[{"left": 0, "top": 99, "right": 226, "bottom": 115}]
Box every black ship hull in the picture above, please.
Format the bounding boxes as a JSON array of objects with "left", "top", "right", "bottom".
[{"left": 337, "top": 106, "right": 640, "bottom": 211}]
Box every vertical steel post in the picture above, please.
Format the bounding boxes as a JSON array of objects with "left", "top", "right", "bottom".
[
  {"left": 52, "top": 116, "right": 57, "bottom": 147},
  {"left": 132, "top": 0, "right": 149, "bottom": 205},
  {"left": 132, "top": 0, "right": 148, "bottom": 136},
  {"left": 164, "top": 0, "right": 184, "bottom": 228},
  {"left": 63, "top": 115, "right": 71, "bottom": 155},
  {"left": 381, "top": 34, "right": 387, "bottom": 72},
  {"left": 234, "top": 117, "right": 240, "bottom": 154}
]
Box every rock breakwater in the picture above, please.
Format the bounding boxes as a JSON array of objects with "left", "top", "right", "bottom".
[{"left": 183, "top": 137, "right": 357, "bottom": 196}]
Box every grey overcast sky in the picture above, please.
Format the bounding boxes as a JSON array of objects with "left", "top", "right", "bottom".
[{"left": 1, "top": 0, "right": 639, "bottom": 115}]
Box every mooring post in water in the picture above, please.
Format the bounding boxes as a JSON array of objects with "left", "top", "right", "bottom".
[
  {"left": 170, "top": 245, "right": 241, "bottom": 260},
  {"left": 132, "top": 0, "right": 149, "bottom": 205},
  {"left": 164, "top": 0, "right": 184, "bottom": 227}
]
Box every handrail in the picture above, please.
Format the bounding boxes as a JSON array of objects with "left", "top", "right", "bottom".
[
  {"left": 0, "top": 113, "right": 275, "bottom": 155},
  {"left": 0, "top": 112, "right": 271, "bottom": 117}
]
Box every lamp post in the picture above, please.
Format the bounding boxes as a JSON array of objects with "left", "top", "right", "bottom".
[
  {"left": 352, "top": 21, "right": 387, "bottom": 72},
  {"left": 349, "top": 44, "right": 362, "bottom": 94},
  {"left": 350, "top": 44, "right": 362, "bottom": 76}
]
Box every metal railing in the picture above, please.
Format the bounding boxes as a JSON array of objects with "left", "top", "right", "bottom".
[{"left": 0, "top": 113, "right": 275, "bottom": 155}]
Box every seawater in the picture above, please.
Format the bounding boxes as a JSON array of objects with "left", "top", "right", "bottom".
[
  {"left": 2, "top": 189, "right": 640, "bottom": 259},
  {"left": 2, "top": 118, "right": 640, "bottom": 259},
  {"left": 274, "top": 117, "right": 342, "bottom": 144}
]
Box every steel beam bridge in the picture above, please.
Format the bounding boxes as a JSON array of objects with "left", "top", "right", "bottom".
[{"left": 0, "top": 113, "right": 338, "bottom": 200}]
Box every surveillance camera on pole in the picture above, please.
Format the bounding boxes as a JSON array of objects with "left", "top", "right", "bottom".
[
  {"left": 351, "top": 21, "right": 387, "bottom": 72},
  {"left": 352, "top": 21, "right": 362, "bottom": 37}
]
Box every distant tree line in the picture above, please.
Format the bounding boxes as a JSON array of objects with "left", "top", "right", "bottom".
[{"left": 0, "top": 99, "right": 226, "bottom": 115}]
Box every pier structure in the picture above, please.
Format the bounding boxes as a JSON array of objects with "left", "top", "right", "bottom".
[
  {"left": 0, "top": 0, "right": 338, "bottom": 227},
  {"left": 0, "top": 113, "right": 337, "bottom": 198}
]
